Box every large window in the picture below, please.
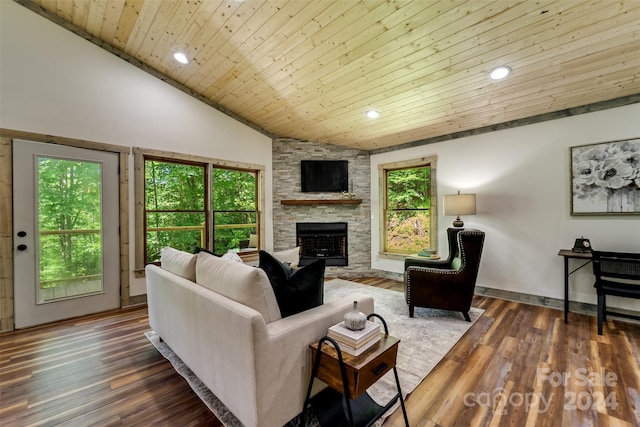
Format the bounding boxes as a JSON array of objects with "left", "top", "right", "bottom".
[
  {"left": 212, "top": 167, "right": 259, "bottom": 254},
  {"left": 134, "top": 149, "right": 263, "bottom": 272},
  {"left": 144, "top": 158, "right": 207, "bottom": 263},
  {"left": 381, "top": 157, "right": 437, "bottom": 254}
]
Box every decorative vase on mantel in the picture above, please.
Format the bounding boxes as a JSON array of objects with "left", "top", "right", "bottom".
[{"left": 344, "top": 301, "right": 367, "bottom": 331}]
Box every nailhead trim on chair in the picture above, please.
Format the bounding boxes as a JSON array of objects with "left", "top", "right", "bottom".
[{"left": 405, "top": 230, "right": 484, "bottom": 305}]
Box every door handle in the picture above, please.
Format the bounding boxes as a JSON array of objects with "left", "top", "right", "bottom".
[{"left": 17, "top": 244, "right": 27, "bottom": 251}]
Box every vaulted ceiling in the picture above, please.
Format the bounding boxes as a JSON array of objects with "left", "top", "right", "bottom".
[{"left": 19, "top": 0, "right": 640, "bottom": 150}]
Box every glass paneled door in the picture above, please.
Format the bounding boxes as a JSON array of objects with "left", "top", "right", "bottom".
[{"left": 13, "top": 140, "right": 120, "bottom": 328}]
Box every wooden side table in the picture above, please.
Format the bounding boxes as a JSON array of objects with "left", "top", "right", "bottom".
[{"left": 301, "top": 314, "right": 409, "bottom": 427}]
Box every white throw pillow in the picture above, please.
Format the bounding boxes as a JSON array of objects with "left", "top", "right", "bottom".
[
  {"left": 221, "top": 250, "right": 244, "bottom": 263},
  {"left": 195, "top": 251, "right": 281, "bottom": 323},
  {"left": 160, "top": 247, "right": 197, "bottom": 281},
  {"left": 271, "top": 247, "right": 300, "bottom": 266}
]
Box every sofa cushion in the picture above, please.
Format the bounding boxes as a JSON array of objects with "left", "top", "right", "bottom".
[
  {"left": 271, "top": 246, "right": 300, "bottom": 267},
  {"left": 195, "top": 251, "right": 281, "bottom": 323},
  {"left": 161, "top": 247, "right": 197, "bottom": 281},
  {"left": 258, "top": 250, "right": 325, "bottom": 318},
  {"left": 221, "top": 250, "right": 244, "bottom": 263}
]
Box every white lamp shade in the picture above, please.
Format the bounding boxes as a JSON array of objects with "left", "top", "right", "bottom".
[{"left": 444, "top": 193, "right": 476, "bottom": 216}]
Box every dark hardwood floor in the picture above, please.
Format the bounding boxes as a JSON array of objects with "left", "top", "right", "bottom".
[{"left": 1, "top": 277, "right": 638, "bottom": 427}]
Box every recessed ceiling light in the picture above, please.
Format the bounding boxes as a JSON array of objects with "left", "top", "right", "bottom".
[
  {"left": 366, "top": 110, "right": 380, "bottom": 119},
  {"left": 173, "top": 52, "right": 189, "bottom": 65},
  {"left": 490, "top": 66, "right": 511, "bottom": 80}
]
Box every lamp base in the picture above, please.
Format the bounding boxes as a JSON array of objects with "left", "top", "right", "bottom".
[{"left": 452, "top": 216, "right": 464, "bottom": 227}]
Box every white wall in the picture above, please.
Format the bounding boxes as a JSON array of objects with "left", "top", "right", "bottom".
[
  {"left": 371, "top": 105, "right": 640, "bottom": 311},
  {"left": 0, "top": 1, "right": 273, "bottom": 296}
]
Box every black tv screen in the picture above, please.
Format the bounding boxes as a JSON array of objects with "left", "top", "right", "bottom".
[{"left": 301, "top": 160, "right": 348, "bottom": 192}]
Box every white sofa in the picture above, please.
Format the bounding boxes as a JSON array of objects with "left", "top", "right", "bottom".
[{"left": 146, "top": 248, "right": 374, "bottom": 427}]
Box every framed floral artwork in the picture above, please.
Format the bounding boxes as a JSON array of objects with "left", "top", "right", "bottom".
[{"left": 570, "top": 138, "right": 640, "bottom": 215}]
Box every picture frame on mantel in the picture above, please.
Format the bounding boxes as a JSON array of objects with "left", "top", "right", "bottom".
[{"left": 570, "top": 137, "right": 640, "bottom": 215}]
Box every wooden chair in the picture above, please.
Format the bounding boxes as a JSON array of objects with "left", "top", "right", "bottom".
[{"left": 592, "top": 251, "right": 640, "bottom": 335}]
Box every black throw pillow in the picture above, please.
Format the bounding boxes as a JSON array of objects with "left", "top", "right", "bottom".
[
  {"left": 258, "top": 250, "right": 325, "bottom": 318},
  {"left": 193, "top": 247, "right": 217, "bottom": 256}
]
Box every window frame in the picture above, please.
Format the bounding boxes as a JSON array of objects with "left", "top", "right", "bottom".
[
  {"left": 211, "top": 165, "right": 261, "bottom": 255},
  {"left": 133, "top": 148, "right": 264, "bottom": 277},
  {"left": 378, "top": 156, "right": 438, "bottom": 258},
  {"left": 143, "top": 156, "right": 209, "bottom": 264}
]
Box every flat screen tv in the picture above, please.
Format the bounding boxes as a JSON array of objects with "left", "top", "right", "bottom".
[{"left": 301, "top": 160, "right": 348, "bottom": 192}]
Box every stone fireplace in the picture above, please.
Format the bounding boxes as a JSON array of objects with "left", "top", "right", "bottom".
[
  {"left": 296, "top": 222, "right": 348, "bottom": 266},
  {"left": 272, "top": 138, "right": 372, "bottom": 276}
]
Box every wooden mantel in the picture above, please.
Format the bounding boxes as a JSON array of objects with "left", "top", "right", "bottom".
[{"left": 280, "top": 199, "right": 362, "bottom": 205}]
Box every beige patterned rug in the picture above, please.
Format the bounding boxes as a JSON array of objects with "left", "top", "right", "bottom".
[{"left": 146, "top": 278, "right": 483, "bottom": 426}]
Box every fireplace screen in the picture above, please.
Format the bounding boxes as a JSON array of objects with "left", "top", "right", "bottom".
[{"left": 296, "top": 222, "right": 347, "bottom": 266}]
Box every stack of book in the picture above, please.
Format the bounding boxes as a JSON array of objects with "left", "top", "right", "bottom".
[{"left": 327, "top": 320, "right": 382, "bottom": 356}]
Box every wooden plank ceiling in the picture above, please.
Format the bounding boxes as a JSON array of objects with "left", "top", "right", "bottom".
[{"left": 22, "top": 0, "right": 640, "bottom": 150}]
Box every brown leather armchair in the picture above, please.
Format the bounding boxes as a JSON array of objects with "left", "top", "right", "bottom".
[{"left": 404, "top": 229, "right": 485, "bottom": 321}]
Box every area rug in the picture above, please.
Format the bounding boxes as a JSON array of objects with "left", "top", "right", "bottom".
[{"left": 145, "top": 278, "right": 483, "bottom": 426}]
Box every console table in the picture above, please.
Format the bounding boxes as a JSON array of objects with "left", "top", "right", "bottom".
[
  {"left": 301, "top": 314, "right": 409, "bottom": 427},
  {"left": 558, "top": 249, "right": 593, "bottom": 323}
]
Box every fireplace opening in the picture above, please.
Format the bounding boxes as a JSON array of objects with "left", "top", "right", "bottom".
[{"left": 296, "top": 222, "right": 347, "bottom": 266}]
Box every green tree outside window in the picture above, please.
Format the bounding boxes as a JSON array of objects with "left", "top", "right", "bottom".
[
  {"left": 143, "top": 158, "right": 260, "bottom": 263},
  {"left": 212, "top": 168, "right": 258, "bottom": 254},
  {"left": 384, "top": 165, "right": 431, "bottom": 253},
  {"left": 38, "top": 157, "right": 103, "bottom": 287},
  {"left": 144, "top": 159, "right": 206, "bottom": 263}
]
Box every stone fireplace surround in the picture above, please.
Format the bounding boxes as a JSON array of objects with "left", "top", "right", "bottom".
[{"left": 272, "top": 138, "right": 373, "bottom": 277}]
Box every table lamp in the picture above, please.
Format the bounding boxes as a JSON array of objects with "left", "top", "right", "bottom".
[{"left": 444, "top": 191, "right": 476, "bottom": 227}]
